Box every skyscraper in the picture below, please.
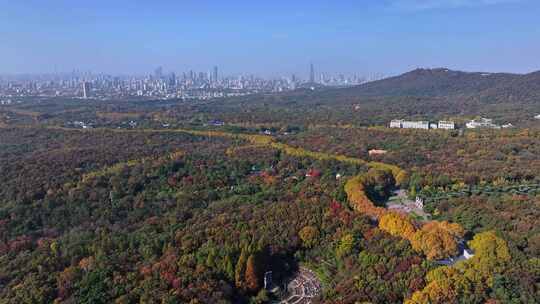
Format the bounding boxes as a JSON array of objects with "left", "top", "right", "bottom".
[
  {"left": 82, "top": 82, "right": 91, "bottom": 99},
  {"left": 154, "top": 66, "right": 163, "bottom": 79},
  {"left": 309, "top": 63, "right": 315, "bottom": 83},
  {"left": 169, "top": 72, "right": 176, "bottom": 88},
  {"left": 213, "top": 66, "right": 218, "bottom": 83}
]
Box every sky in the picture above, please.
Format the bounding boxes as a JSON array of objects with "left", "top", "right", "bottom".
[{"left": 1, "top": 0, "right": 539, "bottom": 77}]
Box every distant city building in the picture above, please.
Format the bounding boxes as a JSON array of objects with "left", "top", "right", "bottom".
[
  {"left": 438, "top": 121, "right": 456, "bottom": 130},
  {"left": 82, "top": 82, "right": 91, "bottom": 99},
  {"left": 430, "top": 123, "right": 438, "bottom": 129},
  {"left": 466, "top": 118, "right": 500, "bottom": 129},
  {"left": 168, "top": 72, "right": 176, "bottom": 87},
  {"left": 154, "top": 66, "right": 163, "bottom": 79},
  {"left": 0, "top": 67, "right": 367, "bottom": 101},
  {"left": 535, "top": 114, "right": 540, "bottom": 120},
  {"left": 212, "top": 66, "right": 218, "bottom": 83}
]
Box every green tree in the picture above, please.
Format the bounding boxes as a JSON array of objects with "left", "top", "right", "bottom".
[{"left": 235, "top": 249, "right": 248, "bottom": 290}]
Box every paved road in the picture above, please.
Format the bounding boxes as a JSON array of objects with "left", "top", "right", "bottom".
[{"left": 280, "top": 267, "right": 322, "bottom": 304}]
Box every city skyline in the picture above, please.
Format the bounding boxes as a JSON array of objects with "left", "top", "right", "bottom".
[
  {"left": 1, "top": 1, "right": 540, "bottom": 76},
  {"left": 0, "top": 63, "right": 375, "bottom": 101},
  {"left": 0, "top": 63, "right": 382, "bottom": 82}
]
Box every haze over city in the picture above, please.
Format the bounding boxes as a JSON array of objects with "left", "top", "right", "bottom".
[{"left": 2, "top": 0, "right": 540, "bottom": 77}]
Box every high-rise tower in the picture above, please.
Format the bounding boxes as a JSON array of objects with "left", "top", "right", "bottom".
[
  {"left": 213, "top": 66, "right": 218, "bottom": 83},
  {"left": 82, "top": 82, "right": 91, "bottom": 99},
  {"left": 309, "top": 63, "right": 315, "bottom": 83},
  {"left": 154, "top": 66, "right": 163, "bottom": 79}
]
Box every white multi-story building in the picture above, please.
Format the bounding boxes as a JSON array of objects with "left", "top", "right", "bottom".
[
  {"left": 402, "top": 120, "right": 430, "bottom": 129},
  {"left": 535, "top": 114, "right": 540, "bottom": 120},
  {"left": 438, "top": 121, "right": 455, "bottom": 130},
  {"left": 390, "top": 119, "right": 456, "bottom": 130},
  {"left": 390, "top": 120, "right": 403, "bottom": 128},
  {"left": 466, "top": 118, "right": 500, "bottom": 129}
]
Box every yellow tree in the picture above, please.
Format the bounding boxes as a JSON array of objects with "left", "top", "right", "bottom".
[
  {"left": 406, "top": 231, "right": 512, "bottom": 304},
  {"left": 406, "top": 266, "right": 472, "bottom": 304},
  {"left": 461, "top": 231, "right": 511, "bottom": 287},
  {"left": 299, "top": 226, "right": 320, "bottom": 248},
  {"left": 379, "top": 212, "right": 417, "bottom": 240},
  {"left": 411, "top": 221, "right": 464, "bottom": 260}
]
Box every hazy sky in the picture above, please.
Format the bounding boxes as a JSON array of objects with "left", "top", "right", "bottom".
[{"left": 1, "top": 0, "right": 539, "bottom": 77}]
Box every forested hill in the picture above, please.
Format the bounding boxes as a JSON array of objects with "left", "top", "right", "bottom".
[{"left": 339, "top": 68, "right": 540, "bottom": 104}]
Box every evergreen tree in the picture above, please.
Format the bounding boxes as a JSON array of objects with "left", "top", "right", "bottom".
[{"left": 245, "top": 254, "right": 260, "bottom": 292}]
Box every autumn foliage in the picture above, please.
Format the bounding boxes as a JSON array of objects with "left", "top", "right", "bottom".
[
  {"left": 410, "top": 221, "right": 465, "bottom": 260},
  {"left": 406, "top": 231, "right": 512, "bottom": 304},
  {"left": 344, "top": 175, "right": 386, "bottom": 219},
  {"left": 379, "top": 212, "right": 417, "bottom": 240},
  {"left": 299, "top": 226, "right": 320, "bottom": 248},
  {"left": 245, "top": 254, "right": 260, "bottom": 292}
]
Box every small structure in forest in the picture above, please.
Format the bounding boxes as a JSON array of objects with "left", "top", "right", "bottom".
[
  {"left": 264, "top": 271, "right": 273, "bottom": 290},
  {"left": 368, "top": 149, "right": 388, "bottom": 156},
  {"left": 466, "top": 117, "right": 500, "bottom": 129},
  {"left": 464, "top": 249, "right": 474, "bottom": 259},
  {"left": 306, "top": 169, "right": 321, "bottom": 178},
  {"left": 414, "top": 197, "right": 424, "bottom": 210}
]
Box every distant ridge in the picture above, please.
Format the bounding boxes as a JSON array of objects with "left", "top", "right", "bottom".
[
  {"left": 326, "top": 67, "right": 537, "bottom": 105},
  {"left": 347, "top": 68, "right": 523, "bottom": 98}
]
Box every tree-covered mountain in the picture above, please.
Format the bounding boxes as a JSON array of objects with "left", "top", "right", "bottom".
[
  {"left": 345, "top": 68, "right": 518, "bottom": 97},
  {"left": 341, "top": 68, "right": 540, "bottom": 105}
]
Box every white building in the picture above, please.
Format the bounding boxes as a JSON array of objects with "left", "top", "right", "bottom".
[
  {"left": 438, "top": 121, "right": 456, "bottom": 130},
  {"left": 390, "top": 119, "right": 455, "bottom": 130},
  {"left": 402, "top": 120, "right": 430, "bottom": 129},
  {"left": 390, "top": 120, "right": 403, "bottom": 128},
  {"left": 414, "top": 197, "right": 424, "bottom": 210},
  {"left": 466, "top": 118, "right": 500, "bottom": 129},
  {"left": 535, "top": 114, "right": 540, "bottom": 120}
]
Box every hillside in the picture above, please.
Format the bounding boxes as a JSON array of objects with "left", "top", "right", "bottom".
[
  {"left": 342, "top": 68, "right": 540, "bottom": 104},
  {"left": 477, "top": 70, "right": 540, "bottom": 104}
]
